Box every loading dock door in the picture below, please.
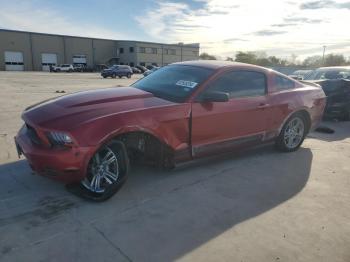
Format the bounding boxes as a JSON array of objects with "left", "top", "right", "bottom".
[
  {"left": 72, "top": 55, "right": 87, "bottom": 65},
  {"left": 5, "top": 51, "right": 24, "bottom": 71},
  {"left": 41, "top": 53, "right": 57, "bottom": 71}
]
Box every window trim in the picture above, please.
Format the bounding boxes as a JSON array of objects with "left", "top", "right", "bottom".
[{"left": 198, "top": 69, "right": 268, "bottom": 100}]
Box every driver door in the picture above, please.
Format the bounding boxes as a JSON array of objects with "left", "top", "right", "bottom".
[{"left": 191, "top": 70, "right": 271, "bottom": 158}]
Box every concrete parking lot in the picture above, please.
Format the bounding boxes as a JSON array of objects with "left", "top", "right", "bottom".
[{"left": 0, "top": 72, "right": 349, "bottom": 262}]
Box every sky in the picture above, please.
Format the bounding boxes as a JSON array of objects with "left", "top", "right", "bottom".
[{"left": 0, "top": 0, "right": 349, "bottom": 61}]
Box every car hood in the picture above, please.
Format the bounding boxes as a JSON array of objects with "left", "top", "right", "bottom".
[{"left": 22, "top": 87, "right": 175, "bottom": 130}]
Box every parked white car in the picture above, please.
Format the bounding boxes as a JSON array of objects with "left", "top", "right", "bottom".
[{"left": 52, "top": 64, "right": 74, "bottom": 72}]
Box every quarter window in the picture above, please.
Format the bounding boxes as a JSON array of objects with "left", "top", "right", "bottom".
[
  {"left": 206, "top": 71, "right": 266, "bottom": 98},
  {"left": 274, "top": 75, "right": 295, "bottom": 90}
]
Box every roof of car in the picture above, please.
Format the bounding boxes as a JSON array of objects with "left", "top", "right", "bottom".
[{"left": 172, "top": 60, "right": 269, "bottom": 71}]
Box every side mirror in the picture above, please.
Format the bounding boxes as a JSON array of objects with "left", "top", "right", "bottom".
[{"left": 200, "top": 91, "right": 229, "bottom": 102}]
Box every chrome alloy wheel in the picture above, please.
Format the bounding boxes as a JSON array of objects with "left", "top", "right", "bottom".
[
  {"left": 82, "top": 146, "right": 119, "bottom": 193},
  {"left": 284, "top": 117, "right": 305, "bottom": 149}
]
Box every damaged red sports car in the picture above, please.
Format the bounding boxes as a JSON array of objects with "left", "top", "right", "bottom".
[{"left": 15, "top": 61, "right": 326, "bottom": 200}]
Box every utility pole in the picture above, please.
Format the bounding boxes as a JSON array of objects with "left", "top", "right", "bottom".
[{"left": 322, "top": 45, "right": 326, "bottom": 65}]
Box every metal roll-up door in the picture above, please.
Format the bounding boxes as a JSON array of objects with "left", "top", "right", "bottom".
[
  {"left": 41, "top": 53, "right": 57, "bottom": 71},
  {"left": 5, "top": 51, "right": 24, "bottom": 71}
]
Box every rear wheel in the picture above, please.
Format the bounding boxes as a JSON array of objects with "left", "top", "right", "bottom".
[
  {"left": 80, "top": 140, "right": 129, "bottom": 201},
  {"left": 276, "top": 113, "right": 307, "bottom": 152}
]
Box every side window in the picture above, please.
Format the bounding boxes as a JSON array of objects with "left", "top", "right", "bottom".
[
  {"left": 275, "top": 75, "right": 295, "bottom": 90},
  {"left": 206, "top": 71, "right": 266, "bottom": 98}
]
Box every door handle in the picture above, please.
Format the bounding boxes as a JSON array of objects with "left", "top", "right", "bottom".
[{"left": 257, "top": 103, "right": 270, "bottom": 109}]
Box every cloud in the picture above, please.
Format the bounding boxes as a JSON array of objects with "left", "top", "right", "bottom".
[
  {"left": 272, "top": 23, "right": 298, "bottom": 27},
  {"left": 223, "top": 38, "right": 248, "bottom": 43},
  {"left": 134, "top": 0, "right": 350, "bottom": 59},
  {"left": 300, "top": 0, "right": 350, "bottom": 9},
  {"left": 252, "top": 30, "right": 287, "bottom": 36},
  {"left": 0, "top": 1, "right": 126, "bottom": 39},
  {"left": 283, "top": 17, "right": 324, "bottom": 23}
]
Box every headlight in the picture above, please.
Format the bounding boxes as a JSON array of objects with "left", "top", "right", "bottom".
[{"left": 47, "top": 131, "right": 73, "bottom": 146}]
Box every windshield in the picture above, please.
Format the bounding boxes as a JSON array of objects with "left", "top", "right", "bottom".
[
  {"left": 132, "top": 65, "right": 214, "bottom": 102},
  {"left": 304, "top": 68, "right": 350, "bottom": 80}
]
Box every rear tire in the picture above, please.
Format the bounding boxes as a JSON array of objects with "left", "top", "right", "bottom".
[
  {"left": 79, "top": 140, "right": 129, "bottom": 201},
  {"left": 275, "top": 113, "right": 307, "bottom": 152}
]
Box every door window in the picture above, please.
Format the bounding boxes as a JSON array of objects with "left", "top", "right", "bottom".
[{"left": 205, "top": 71, "right": 267, "bottom": 98}]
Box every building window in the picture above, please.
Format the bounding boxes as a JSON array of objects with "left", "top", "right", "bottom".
[
  {"left": 164, "top": 49, "right": 169, "bottom": 55},
  {"left": 170, "top": 49, "right": 176, "bottom": 55},
  {"left": 129, "top": 47, "right": 134, "bottom": 53},
  {"left": 192, "top": 51, "right": 199, "bottom": 56},
  {"left": 119, "top": 48, "right": 124, "bottom": 54},
  {"left": 139, "top": 47, "right": 146, "bottom": 53},
  {"left": 151, "top": 48, "right": 157, "bottom": 54}
]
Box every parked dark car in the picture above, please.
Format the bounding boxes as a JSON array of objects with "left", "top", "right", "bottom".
[
  {"left": 289, "top": 70, "right": 314, "bottom": 80},
  {"left": 143, "top": 67, "right": 159, "bottom": 77},
  {"left": 101, "top": 65, "right": 133, "bottom": 78},
  {"left": 146, "top": 65, "right": 157, "bottom": 70},
  {"left": 135, "top": 65, "right": 148, "bottom": 73},
  {"left": 304, "top": 66, "right": 350, "bottom": 120},
  {"left": 131, "top": 67, "right": 142, "bottom": 74}
]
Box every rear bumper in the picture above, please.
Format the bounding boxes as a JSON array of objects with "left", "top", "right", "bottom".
[{"left": 15, "top": 125, "right": 95, "bottom": 184}]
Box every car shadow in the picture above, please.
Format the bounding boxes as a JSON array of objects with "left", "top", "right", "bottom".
[
  {"left": 308, "top": 120, "right": 350, "bottom": 142},
  {"left": 0, "top": 145, "right": 313, "bottom": 261}
]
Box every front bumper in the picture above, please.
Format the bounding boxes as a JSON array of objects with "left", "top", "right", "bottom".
[{"left": 15, "top": 125, "right": 95, "bottom": 184}]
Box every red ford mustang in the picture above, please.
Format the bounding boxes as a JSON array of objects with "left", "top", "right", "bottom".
[{"left": 15, "top": 61, "right": 326, "bottom": 200}]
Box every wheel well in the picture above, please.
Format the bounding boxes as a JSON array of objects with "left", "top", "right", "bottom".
[
  {"left": 112, "top": 131, "right": 175, "bottom": 169},
  {"left": 296, "top": 110, "right": 311, "bottom": 133}
]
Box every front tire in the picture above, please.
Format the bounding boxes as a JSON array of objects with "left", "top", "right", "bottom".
[
  {"left": 275, "top": 113, "right": 307, "bottom": 152},
  {"left": 80, "top": 140, "right": 129, "bottom": 201}
]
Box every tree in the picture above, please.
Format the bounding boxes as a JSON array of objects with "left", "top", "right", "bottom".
[
  {"left": 199, "top": 52, "right": 217, "bottom": 60},
  {"left": 235, "top": 51, "right": 257, "bottom": 64},
  {"left": 302, "top": 55, "right": 323, "bottom": 67},
  {"left": 226, "top": 57, "right": 234, "bottom": 61},
  {"left": 324, "top": 54, "right": 346, "bottom": 66}
]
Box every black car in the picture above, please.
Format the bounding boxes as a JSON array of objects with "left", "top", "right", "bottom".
[
  {"left": 135, "top": 65, "right": 148, "bottom": 73},
  {"left": 101, "top": 65, "right": 133, "bottom": 78},
  {"left": 143, "top": 67, "right": 159, "bottom": 77},
  {"left": 146, "top": 65, "right": 157, "bottom": 70},
  {"left": 304, "top": 66, "right": 350, "bottom": 120},
  {"left": 131, "top": 67, "right": 141, "bottom": 74}
]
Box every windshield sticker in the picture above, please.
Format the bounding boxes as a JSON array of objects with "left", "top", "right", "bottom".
[{"left": 176, "top": 80, "right": 198, "bottom": 89}]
